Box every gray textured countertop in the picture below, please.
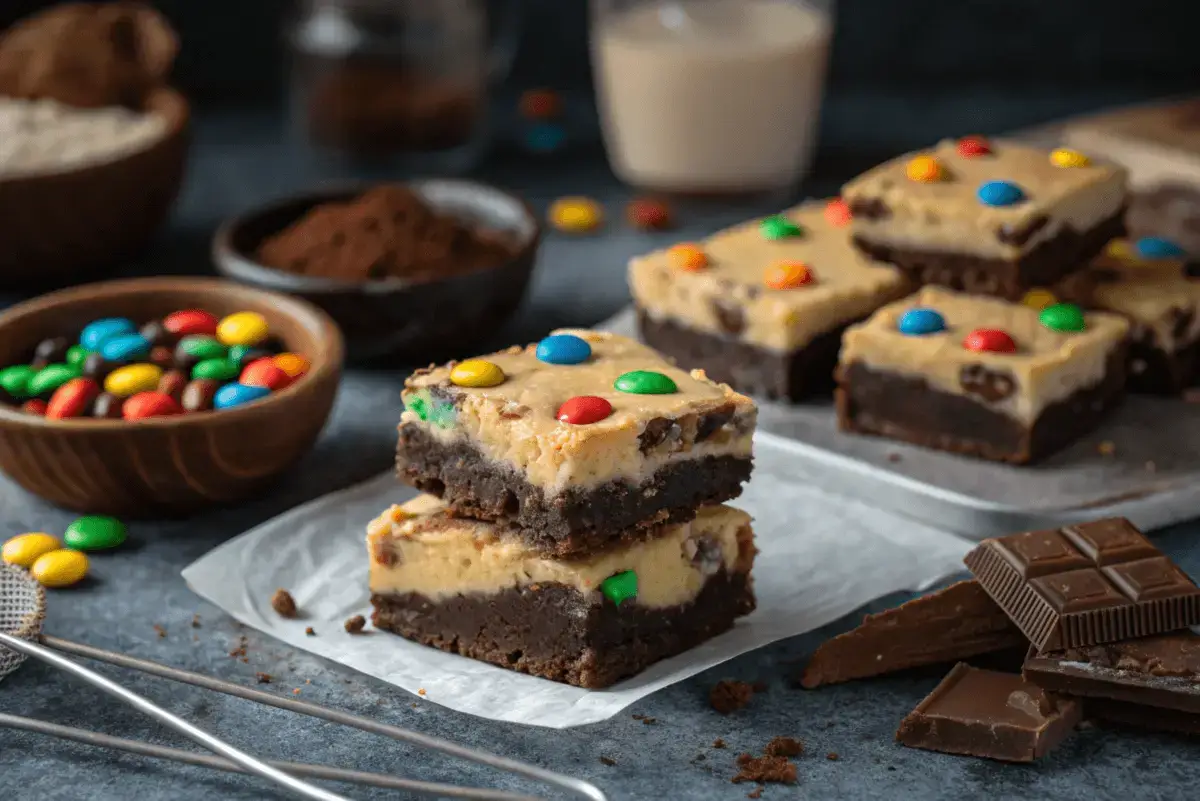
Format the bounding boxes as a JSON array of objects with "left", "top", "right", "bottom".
[{"left": 1, "top": 113, "right": 1198, "bottom": 801}]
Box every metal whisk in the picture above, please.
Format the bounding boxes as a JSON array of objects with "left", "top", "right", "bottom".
[{"left": 0, "top": 565, "right": 607, "bottom": 801}]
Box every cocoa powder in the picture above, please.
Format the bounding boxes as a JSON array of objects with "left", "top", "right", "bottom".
[{"left": 256, "top": 185, "right": 519, "bottom": 282}]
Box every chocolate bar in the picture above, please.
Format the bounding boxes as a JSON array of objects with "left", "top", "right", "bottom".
[
  {"left": 1022, "top": 631, "right": 1200, "bottom": 715},
  {"left": 963, "top": 518, "right": 1200, "bottom": 652},
  {"left": 895, "top": 663, "right": 1082, "bottom": 763},
  {"left": 799, "top": 580, "right": 1026, "bottom": 688},
  {"left": 1087, "top": 698, "right": 1200, "bottom": 736}
]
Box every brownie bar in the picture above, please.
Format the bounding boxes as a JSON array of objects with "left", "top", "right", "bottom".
[
  {"left": 852, "top": 209, "right": 1126, "bottom": 301},
  {"left": 397, "top": 424, "right": 751, "bottom": 556},
  {"left": 635, "top": 309, "right": 847, "bottom": 402},
  {"left": 835, "top": 347, "right": 1126, "bottom": 464},
  {"left": 372, "top": 570, "right": 755, "bottom": 689}
]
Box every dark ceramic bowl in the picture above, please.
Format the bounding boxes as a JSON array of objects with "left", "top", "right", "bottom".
[
  {"left": 0, "top": 277, "right": 343, "bottom": 517},
  {"left": 212, "top": 179, "right": 540, "bottom": 363}
]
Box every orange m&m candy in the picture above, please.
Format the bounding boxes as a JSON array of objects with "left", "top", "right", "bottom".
[
  {"left": 906, "top": 156, "right": 944, "bottom": 183},
  {"left": 764, "top": 262, "right": 815, "bottom": 290},
  {"left": 668, "top": 244, "right": 708, "bottom": 272}
]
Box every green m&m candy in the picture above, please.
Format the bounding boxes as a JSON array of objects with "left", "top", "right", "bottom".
[
  {"left": 614, "top": 370, "right": 677, "bottom": 395},
  {"left": 1039, "top": 303, "right": 1086, "bottom": 333},
  {"left": 64, "top": 515, "right": 127, "bottom": 551},
  {"left": 759, "top": 215, "right": 803, "bottom": 240},
  {"left": 601, "top": 570, "right": 638, "bottom": 606},
  {"left": 66, "top": 346, "right": 91, "bottom": 369},
  {"left": 27, "top": 363, "right": 80, "bottom": 397},
  {"left": 0, "top": 365, "right": 37, "bottom": 398},
  {"left": 192, "top": 358, "right": 239, "bottom": 382},
  {"left": 176, "top": 335, "right": 229, "bottom": 362}
]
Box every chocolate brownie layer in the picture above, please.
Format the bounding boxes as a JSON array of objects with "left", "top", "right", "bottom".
[
  {"left": 835, "top": 347, "right": 1127, "bottom": 464},
  {"left": 636, "top": 308, "right": 847, "bottom": 402},
  {"left": 1127, "top": 330, "right": 1200, "bottom": 394},
  {"left": 371, "top": 570, "right": 755, "bottom": 688},
  {"left": 396, "top": 424, "right": 752, "bottom": 557},
  {"left": 852, "top": 209, "right": 1126, "bottom": 300}
]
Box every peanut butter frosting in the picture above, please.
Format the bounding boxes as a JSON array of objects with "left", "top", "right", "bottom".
[
  {"left": 401, "top": 330, "right": 757, "bottom": 492},
  {"left": 842, "top": 139, "right": 1127, "bottom": 260},
  {"left": 627, "top": 201, "right": 910, "bottom": 352},
  {"left": 840, "top": 287, "right": 1130, "bottom": 424},
  {"left": 367, "top": 495, "right": 755, "bottom": 608}
]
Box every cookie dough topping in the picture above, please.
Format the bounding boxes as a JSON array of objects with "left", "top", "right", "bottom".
[
  {"left": 956, "top": 135, "right": 992, "bottom": 158},
  {"left": 764, "top": 261, "right": 815, "bottom": 290},
  {"left": 759, "top": 215, "right": 803, "bottom": 240},
  {"left": 906, "top": 155, "right": 944, "bottom": 183},
  {"left": 977, "top": 180, "right": 1025, "bottom": 207},
  {"left": 614, "top": 370, "right": 678, "bottom": 395},
  {"left": 556, "top": 395, "right": 613, "bottom": 425},
  {"left": 1050, "top": 148, "right": 1090, "bottom": 168},
  {"left": 535, "top": 334, "right": 592, "bottom": 365},
  {"left": 1039, "top": 303, "right": 1086, "bottom": 333},
  {"left": 450, "top": 359, "right": 506, "bottom": 388},
  {"left": 896, "top": 308, "right": 946, "bottom": 336},
  {"left": 963, "top": 328, "right": 1018, "bottom": 354},
  {"left": 669, "top": 243, "right": 708, "bottom": 272}
]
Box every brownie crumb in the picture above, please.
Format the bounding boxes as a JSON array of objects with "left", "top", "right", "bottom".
[
  {"left": 305, "top": 627, "right": 316, "bottom": 636},
  {"left": 599, "top": 756, "right": 616, "bottom": 767},
  {"left": 228, "top": 635, "right": 249, "bottom": 659},
  {"left": 256, "top": 672, "right": 272, "bottom": 684},
  {"left": 733, "top": 754, "right": 797, "bottom": 785},
  {"left": 344, "top": 615, "right": 366, "bottom": 634},
  {"left": 747, "top": 788, "right": 764, "bottom": 799},
  {"left": 765, "top": 737, "right": 804, "bottom": 758},
  {"left": 631, "top": 714, "right": 657, "bottom": 725},
  {"left": 293, "top": 688, "right": 301, "bottom": 695},
  {"left": 751, "top": 681, "right": 768, "bottom": 693},
  {"left": 271, "top": 589, "right": 298, "bottom": 618},
  {"left": 190, "top": 614, "right": 201, "bottom": 628},
  {"left": 153, "top": 624, "right": 166, "bottom": 638},
  {"left": 886, "top": 452, "right": 902, "bottom": 463},
  {"left": 826, "top": 752, "right": 839, "bottom": 761},
  {"left": 713, "top": 739, "right": 727, "bottom": 749},
  {"left": 710, "top": 680, "right": 755, "bottom": 714}
]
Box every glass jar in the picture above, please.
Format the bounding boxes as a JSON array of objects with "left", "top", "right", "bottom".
[
  {"left": 591, "top": 0, "right": 834, "bottom": 195},
  {"left": 288, "top": 0, "right": 521, "bottom": 173}
]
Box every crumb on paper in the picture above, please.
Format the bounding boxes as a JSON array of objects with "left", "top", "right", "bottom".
[
  {"left": 733, "top": 753, "right": 797, "bottom": 785},
  {"left": 599, "top": 756, "right": 616, "bottom": 766},
  {"left": 418, "top": 688, "right": 427, "bottom": 697},
  {"left": 256, "top": 673, "right": 272, "bottom": 684},
  {"left": 305, "top": 679, "right": 311, "bottom": 685},
  {"left": 765, "top": 737, "right": 803, "bottom": 758},
  {"left": 747, "top": 788, "right": 763, "bottom": 799},
  {"left": 293, "top": 688, "right": 302, "bottom": 695},
  {"left": 191, "top": 614, "right": 201, "bottom": 628},
  {"left": 271, "top": 588, "right": 298, "bottom": 618},
  {"left": 153, "top": 624, "right": 166, "bottom": 638},
  {"left": 713, "top": 739, "right": 727, "bottom": 749},
  {"left": 305, "top": 626, "right": 316, "bottom": 636},
  {"left": 1097, "top": 440, "right": 1116, "bottom": 457},
  {"left": 344, "top": 615, "right": 366, "bottom": 634},
  {"left": 710, "top": 680, "right": 755, "bottom": 714},
  {"left": 826, "top": 752, "right": 840, "bottom": 761},
  {"left": 631, "top": 714, "right": 657, "bottom": 725},
  {"left": 886, "top": 452, "right": 902, "bottom": 463}
]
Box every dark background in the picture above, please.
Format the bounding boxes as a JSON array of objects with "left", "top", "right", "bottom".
[{"left": 5, "top": 0, "right": 1200, "bottom": 156}]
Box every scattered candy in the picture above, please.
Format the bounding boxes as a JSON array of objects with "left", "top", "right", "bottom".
[
  {"left": 99, "top": 333, "right": 150, "bottom": 362},
  {"left": 122, "top": 391, "right": 184, "bottom": 420},
  {"left": 1039, "top": 303, "right": 1086, "bottom": 333},
  {"left": 519, "top": 88, "right": 563, "bottom": 120},
  {"left": 80, "top": 318, "right": 135, "bottom": 350},
  {"left": 1050, "top": 148, "right": 1090, "bottom": 168},
  {"left": 46, "top": 378, "right": 100, "bottom": 419},
  {"left": 273, "top": 353, "right": 310, "bottom": 378},
  {"left": 976, "top": 180, "right": 1025, "bottom": 207},
  {"left": 760, "top": 215, "right": 803, "bottom": 240},
  {"left": 214, "top": 383, "right": 271, "bottom": 409},
  {"left": 30, "top": 548, "right": 88, "bottom": 588},
  {"left": 104, "top": 363, "right": 163, "bottom": 397},
  {"left": 905, "top": 155, "right": 943, "bottom": 183},
  {"left": 548, "top": 196, "right": 603, "bottom": 234},
  {"left": 1133, "top": 236, "right": 1185, "bottom": 260},
  {"left": 600, "top": 570, "right": 638, "bottom": 605},
  {"left": 181, "top": 379, "right": 219, "bottom": 412},
  {"left": 824, "top": 198, "right": 852, "bottom": 227},
  {"left": 626, "top": 197, "right": 672, "bottom": 231},
  {"left": 536, "top": 334, "right": 592, "bottom": 366},
  {"left": 614, "top": 370, "right": 677, "bottom": 395},
  {"left": 896, "top": 308, "right": 946, "bottom": 336},
  {"left": 956, "top": 135, "right": 992, "bottom": 158},
  {"left": 63, "top": 515, "right": 127, "bottom": 551},
  {"left": 525, "top": 123, "right": 566, "bottom": 153},
  {"left": 192, "top": 358, "right": 239, "bottom": 383},
  {"left": 216, "top": 312, "right": 270, "bottom": 348},
  {"left": 21, "top": 399, "right": 47, "bottom": 416},
  {"left": 1020, "top": 288, "right": 1057, "bottom": 311},
  {"left": 557, "top": 395, "right": 613, "bottom": 425},
  {"left": 28, "top": 363, "right": 80, "bottom": 397},
  {"left": 764, "top": 261, "right": 814, "bottom": 290},
  {"left": 240, "top": 359, "right": 292, "bottom": 391},
  {"left": 668, "top": 243, "right": 708, "bottom": 272},
  {"left": 963, "top": 328, "right": 1017, "bottom": 354},
  {"left": 163, "top": 309, "right": 219, "bottom": 338},
  {"left": 2, "top": 532, "right": 61, "bottom": 568},
  {"left": 450, "top": 359, "right": 506, "bottom": 388}
]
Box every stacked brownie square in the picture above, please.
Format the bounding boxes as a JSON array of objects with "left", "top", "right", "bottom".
[{"left": 369, "top": 329, "right": 759, "bottom": 688}]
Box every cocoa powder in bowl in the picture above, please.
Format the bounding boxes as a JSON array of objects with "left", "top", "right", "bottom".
[{"left": 255, "top": 184, "right": 519, "bottom": 283}]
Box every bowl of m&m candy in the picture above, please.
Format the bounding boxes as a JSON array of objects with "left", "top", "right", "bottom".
[{"left": 0, "top": 277, "right": 343, "bottom": 516}]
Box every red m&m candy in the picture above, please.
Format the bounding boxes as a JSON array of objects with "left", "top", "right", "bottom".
[
  {"left": 957, "top": 135, "right": 992, "bottom": 158},
  {"left": 21, "top": 399, "right": 47, "bottom": 416},
  {"left": 46, "top": 378, "right": 101, "bottom": 420},
  {"left": 963, "top": 328, "right": 1017, "bottom": 353},
  {"left": 557, "top": 396, "right": 612, "bottom": 425},
  {"left": 240, "top": 358, "right": 291, "bottom": 391},
  {"left": 824, "top": 198, "right": 852, "bottom": 227},
  {"left": 122, "top": 391, "right": 184, "bottom": 420},
  {"left": 163, "top": 309, "right": 219, "bottom": 338}
]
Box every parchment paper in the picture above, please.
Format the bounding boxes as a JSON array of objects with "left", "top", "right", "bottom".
[{"left": 183, "top": 434, "right": 972, "bottom": 728}]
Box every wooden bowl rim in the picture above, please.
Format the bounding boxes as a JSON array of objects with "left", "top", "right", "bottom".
[
  {"left": 0, "top": 276, "right": 344, "bottom": 430},
  {"left": 211, "top": 178, "right": 542, "bottom": 294},
  {"left": 0, "top": 86, "right": 190, "bottom": 188}
]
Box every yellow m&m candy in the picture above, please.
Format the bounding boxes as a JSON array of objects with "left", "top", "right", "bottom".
[
  {"left": 548, "top": 197, "right": 603, "bottom": 234},
  {"left": 216, "top": 312, "right": 270, "bottom": 347},
  {"left": 31, "top": 549, "right": 89, "bottom": 588},
  {"left": 906, "top": 156, "right": 944, "bottom": 183},
  {"left": 104, "top": 363, "right": 163, "bottom": 397},
  {"left": 2, "top": 532, "right": 61, "bottom": 568},
  {"left": 1050, "top": 148, "right": 1090, "bottom": 168},
  {"left": 1020, "top": 288, "right": 1058, "bottom": 311},
  {"left": 450, "top": 360, "right": 506, "bottom": 388}
]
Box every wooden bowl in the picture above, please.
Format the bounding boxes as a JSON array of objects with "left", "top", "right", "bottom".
[
  {"left": 0, "top": 88, "right": 190, "bottom": 289},
  {"left": 0, "top": 277, "right": 343, "bottom": 517},
  {"left": 212, "top": 179, "right": 540, "bottom": 363}
]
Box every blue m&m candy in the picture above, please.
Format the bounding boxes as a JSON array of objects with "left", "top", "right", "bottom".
[
  {"left": 526, "top": 123, "right": 566, "bottom": 154},
  {"left": 213, "top": 383, "right": 271, "bottom": 409},
  {"left": 897, "top": 308, "right": 946, "bottom": 336},
  {"left": 80, "top": 318, "right": 136, "bottom": 351},
  {"left": 1134, "top": 237, "right": 1185, "bottom": 260},
  {"left": 99, "top": 333, "right": 150, "bottom": 362},
  {"left": 976, "top": 180, "right": 1025, "bottom": 207},
  {"left": 535, "top": 334, "right": 592, "bottom": 365}
]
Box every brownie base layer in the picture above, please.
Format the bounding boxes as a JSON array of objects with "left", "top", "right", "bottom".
[
  {"left": 834, "top": 348, "right": 1127, "bottom": 464},
  {"left": 635, "top": 308, "right": 849, "bottom": 402},
  {"left": 1126, "top": 333, "right": 1200, "bottom": 395},
  {"left": 851, "top": 209, "right": 1127, "bottom": 300},
  {"left": 370, "top": 570, "right": 756, "bottom": 689},
  {"left": 396, "top": 426, "right": 751, "bottom": 557}
]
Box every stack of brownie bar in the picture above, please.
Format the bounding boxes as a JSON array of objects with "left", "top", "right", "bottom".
[
  {"left": 800, "top": 516, "right": 1200, "bottom": 762},
  {"left": 367, "top": 329, "right": 760, "bottom": 688}
]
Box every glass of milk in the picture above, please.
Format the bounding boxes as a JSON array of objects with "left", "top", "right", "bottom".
[{"left": 591, "top": 0, "right": 833, "bottom": 194}]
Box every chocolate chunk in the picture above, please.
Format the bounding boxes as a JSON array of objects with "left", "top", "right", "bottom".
[
  {"left": 696, "top": 405, "right": 734, "bottom": 443},
  {"left": 997, "top": 215, "right": 1049, "bottom": 247},
  {"left": 896, "top": 663, "right": 1081, "bottom": 762},
  {"left": 638, "top": 417, "right": 679, "bottom": 452},
  {"left": 140, "top": 320, "right": 171, "bottom": 348},
  {"left": 799, "top": 580, "right": 1026, "bottom": 689},
  {"left": 91, "top": 392, "right": 123, "bottom": 419},
  {"left": 959, "top": 363, "right": 1016, "bottom": 402},
  {"left": 848, "top": 197, "right": 890, "bottom": 221},
  {"left": 271, "top": 588, "right": 298, "bottom": 618},
  {"left": 373, "top": 539, "right": 400, "bottom": 567},
  {"left": 31, "top": 336, "right": 70, "bottom": 368},
  {"left": 683, "top": 535, "right": 724, "bottom": 576},
  {"left": 764, "top": 736, "right": 803, "bottom": 758},
  {"left": 711, "top": 299, "right": 746, "bottom": 336},
  {"left": 964, "top": 518, "right": 1200, "bottom": 652},
  {"left": 81, "top": 352, "right": 118, "bottom": 381},
  {"left": 710, "top": 679, "right": 755, "bottom": 714},
  {"left": 344, "top": 614, "right": 366, "bottom": 634}
]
